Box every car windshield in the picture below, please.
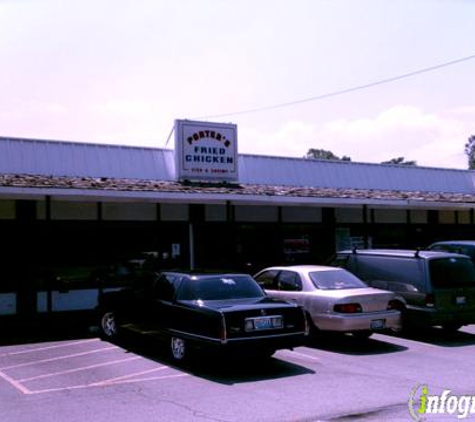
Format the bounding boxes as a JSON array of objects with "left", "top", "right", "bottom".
[
  {"left": 309, "top": 270, "right": 367, "bottom": 290},
  {"left": 177, "top": 275, "right": 265, "bottom": 301},
  {"left": 429, "top": 257, "right": 475, "bottom": 288}
]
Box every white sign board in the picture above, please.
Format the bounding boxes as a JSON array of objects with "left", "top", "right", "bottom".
[{"left": 174, "top": 119, "right": 238, "bottom": 182}]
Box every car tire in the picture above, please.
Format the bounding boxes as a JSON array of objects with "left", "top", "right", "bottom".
[
  {"left": 170, "top": 336, "right": 186, "bottom": 361},
  {"left": 99, "top": 310, "right": 120, "bottom": 341},
  {"left": 352, "top": 331, "right": 373, "bottom": 339},
  {"left": 389, "top": 301, "right": 407, "bottom": 334},
  {"left": 305, "top": 312, "right": 319, "bottom": 338},
  {"left": 254, "top": 349, "right": 276, "bottom": 360},
  {"left": 442, "top": 323, "right": 462, "bottom": 333}
]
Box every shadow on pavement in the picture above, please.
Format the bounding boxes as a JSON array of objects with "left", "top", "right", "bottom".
[
  {"left": 389, "top": 325, "right": 475, "bottom": 347},
  {"left": 0, "top": 321, "right": 316, "bottom": 386},
  {"left": 306, "top": 332, "right": 408, "bottom": 355},
  {"left": 115, "top": 333, "right": 316, "bottom": 385}
]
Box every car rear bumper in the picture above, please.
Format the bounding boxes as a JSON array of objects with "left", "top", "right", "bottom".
[
  {"left": 310, "top": 310, "right": 401, "bottom": 333},
  {"left": 170, "top": 329, "right": 308, "bottom": 354},
  {"left": 224, "top": 332, "right": 307, "bottom": 351}
]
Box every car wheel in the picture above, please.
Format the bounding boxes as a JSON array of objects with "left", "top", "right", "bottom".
[
  {"left": 305, "top": 312, "right": 319, "bottom": 338},
  {"left": 442, "top": 323, "right": 462, "bottom": 333},
  {"left": 389, "top": 302, "right": 407, "bottom": 334},
  {"left": 389, "top": 325, "right": 404, "bottom": 335},
  {"left": 100, "top": 311, "right": 119, "bottom": 340},
  {"left": 170, "top": 336, "right": 186, "bottom": 361},
  {"left": 254, "top": 349, "right": 276, "bottom": 360},
  {"left": 352, "top": 331, "right": 373, "bottom": 339}
]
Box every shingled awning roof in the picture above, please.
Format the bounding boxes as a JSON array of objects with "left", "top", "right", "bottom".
[{"left": 1, "top": 174, "right": 475, "bottom": 208}]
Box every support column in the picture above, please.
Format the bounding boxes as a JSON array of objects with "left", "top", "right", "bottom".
[
  {"left": 45, "top": 196, "right": 51, "bottom": 221},
  {"left": 363, "top": 205, "right": 369, "bottom": 248},
  {"left": 188, "top": 223, "right": 195, "bottom": 271}
]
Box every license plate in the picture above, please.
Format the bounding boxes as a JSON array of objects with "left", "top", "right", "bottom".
[
  {"left": 370, "top": 319, "right": 385, "bottom": 330},
  {"left": 456, "top": 296, "right": 467, "bottom": 305},
  {"left": 254, "top": 317, "right": 272, "bottom": 330}
]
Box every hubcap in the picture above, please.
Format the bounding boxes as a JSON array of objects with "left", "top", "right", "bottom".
[
  {"left": 171, "top": 337, "right": 185, "bottom": 360},
  {"left": 102, "top": 312, "right": 117, "bottom": 337}
]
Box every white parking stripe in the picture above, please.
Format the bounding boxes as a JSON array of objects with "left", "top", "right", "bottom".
[
  {"left": 0, "top": 339, "right": 98, "bottom": 357},
  {"left": 26, "top": 373, "right": 188, "bottom": 395},
  {"left": 0, "top": 370, "right": 31, "bottom": 395},
  {"left": 18, "top": 356, "right": 141, "bottom": 382},
  {"left": 375, "top": 333, "right": 440, "bottom": 349},
  {"left": 0, "top": 338, "right": 193, "bottom": 395},
  {"left": 101, "top": 373, "right": 188, "bottom": 386},
  {"left": 91, "top": 365, "right": 171, "bottom": 386},
  {"left": 0, "top": 346, "right": 118, "bottom": 370},
  {"left": 280, "top": 350, "right": 321, "bottom": 361}
]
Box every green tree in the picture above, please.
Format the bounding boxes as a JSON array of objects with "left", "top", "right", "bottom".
[
  {"left": 381, "top": 157, "right": 417, "bottom": 166},
  {"left": 305, "top": 148, "right": 351, "bottom": 161},
  {"left": 464, "top": 135, "right": 475, "bottom": 169}
]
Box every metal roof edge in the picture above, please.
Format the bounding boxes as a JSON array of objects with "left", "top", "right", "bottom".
[
  {"left": 238, "top": 151, "right": 472, "bottom": 173},
  {"left": 0, "top": 136, "right": 174, "bottom": 153}
]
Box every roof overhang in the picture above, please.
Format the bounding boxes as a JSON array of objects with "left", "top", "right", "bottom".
[{"left": 0, "top": 186, "right": 475, "bottom": 210}]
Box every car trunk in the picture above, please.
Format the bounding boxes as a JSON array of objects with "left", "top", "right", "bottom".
[
  {"left": 218, "top": 305, "right": 304, "bottom": 340},
  {"left": 329, "top": 288, "right": 394, "bottom": 312}
]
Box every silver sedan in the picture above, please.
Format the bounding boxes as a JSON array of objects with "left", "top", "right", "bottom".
[{"left": 254, "top": 265, "right": 402, "bottom": 338}]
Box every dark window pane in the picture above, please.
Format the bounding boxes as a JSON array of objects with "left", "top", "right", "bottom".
[
  {"left": 152, "top": 274, "right": 177, "bottom": 300},
  {"left": 278, "top": 271, "right": 302, "bottom": 291},
  {"left": 429, "top": 258, "right": 475, "bottom": 288},
  {"left": 177, "top": 275, "right": 264, "bottom": 301},
  {"left": 356, "top": 256, "right": 424, "bottom": 288},
  {"left": 255, "top": 270, "right": 279, "bottom": 290}
]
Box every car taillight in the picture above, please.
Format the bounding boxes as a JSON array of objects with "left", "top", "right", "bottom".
[
  {"left": 333, "top": 303, "right": 362, "bottom": 313},
  {"left": 425, "top": 294, "right": 435, "bottom": 308}
]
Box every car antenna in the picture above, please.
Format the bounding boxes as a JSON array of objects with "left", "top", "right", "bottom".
[
  {"left": 415, "top": 248, "right": 421, "bottom": 258},
  {"left": 352, "top": 246, "right": 358, "bottom": 254}
]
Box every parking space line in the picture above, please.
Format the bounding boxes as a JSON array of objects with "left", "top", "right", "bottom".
[
  {"left": 375, "top": 333, "right": 440, "bottom": 349},
  {"left": 0, "top": 339, "right": 191, "bottom": 395},
  {"left": 0, "top": 346, "right": 118, "bottom": 370},
  {"left": 102, "top": 373, "right": 188, "bottom": 386},
  {"left": 0, "top": 370, "right": 32, "bottom": 395},
  {"left": 280, "top": 350, "right": 321, "bottom": 361},
  {"left": 1, "top": 355, "right": 188, "bottom": 395},
  {"left": 91, "top": 365, "right": 171, "bottom": 386},
  {"left": 18, "top": 356, "right": 141, "bottom": 382},
  {"left": 0, "top": 339, "right": 98, "bottom": 358},
  {"left": 26, "top": 373, "right": 188, "bottom": 395}
]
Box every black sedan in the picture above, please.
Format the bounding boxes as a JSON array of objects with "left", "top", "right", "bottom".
[{"left": 97, "top": 272, "right": 308, "bottom": 361}]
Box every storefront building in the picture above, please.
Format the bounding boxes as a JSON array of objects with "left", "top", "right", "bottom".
[{"left": 1, "top": 120, "right": 475, "bottom": 319}]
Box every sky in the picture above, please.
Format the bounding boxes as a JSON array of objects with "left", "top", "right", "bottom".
[{"left": 1, "top": 0, "right": 474, "bottom": 169}]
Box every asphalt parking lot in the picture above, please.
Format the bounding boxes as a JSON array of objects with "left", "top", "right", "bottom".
[
  {"left": 0, "top": 337, "right": 187, "bottom": 395},
  {"left": 2, "top": 324, "right": 475, "bottom": 422}
]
